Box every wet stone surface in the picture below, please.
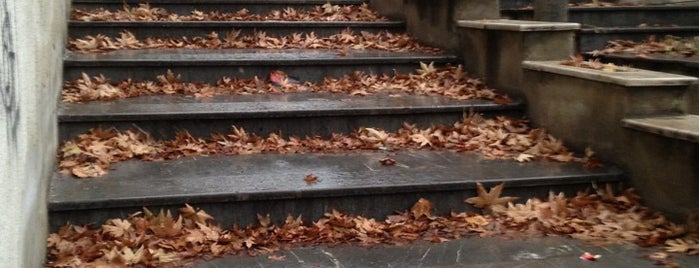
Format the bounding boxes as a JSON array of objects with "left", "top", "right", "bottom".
[{"left": 192, "top": 236, "right": 699, "bottom": 267}]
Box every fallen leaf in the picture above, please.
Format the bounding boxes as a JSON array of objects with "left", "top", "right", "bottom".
[
  {"left": 411, "top": 198, "right": 435, "bottom": 220},
  {"left": 465, "top": 182, "right": 518, "bottom": 212},
  {"left": 379, "top": 157, "right": 397, "bottom": 166},
  {"left": 579, "top": 252, "right": 601, "bottom": 261},
  {"left": 304, "top": 174, "right": 319, "bottom": 185}
]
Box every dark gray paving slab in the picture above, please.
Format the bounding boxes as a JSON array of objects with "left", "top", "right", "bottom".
[
  {"left": 69, "top": 21, "right": 405, "bottom": 39},
  {"left": 192, "top": 236, "right": 699, "bottom": 267},
  {"left": 49, "top": 150, "right": 623, "bottom": 230},
  {"left": 58, "top": 93, "right": 523, "bottom": 140},
  {"left": 72, "top": 0, "right": 366, "bottom": 14},
  {"left": 64, "top": 49, "right": 457, "bottom": 82}
]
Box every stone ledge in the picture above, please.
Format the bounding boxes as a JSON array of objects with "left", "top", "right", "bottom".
[
  {"left": 456, "top": 19, "right": 580, "bottom": 32},
  {"left": 522, "top": 60, "right": 698, "bottom": 87},
  {"left": 622, "top": 114, "right": 699, "bottom": 143}
]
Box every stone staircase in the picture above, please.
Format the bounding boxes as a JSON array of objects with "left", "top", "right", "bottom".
[
  {"left": 49, "top": 0, "right": 626, "bottom": 232},
  {"left": 493, "top": 0, "right": 699, "bottom": 219},
  {"left": 501, "top": 0, "right": 699, "bottom": 52}
]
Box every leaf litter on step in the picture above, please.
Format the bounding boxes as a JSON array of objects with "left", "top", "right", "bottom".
[{"left": 46, "top": 183, "right": 699, "bottom": 267}]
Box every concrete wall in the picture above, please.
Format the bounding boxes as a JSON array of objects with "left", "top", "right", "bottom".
[
  {"left": 520, "top": 68, "right": 698, "bottom": 220},
  {"left": 370, "top": 0, "right": 500, "bottom": 52},
  {"left": 0, "top": 1, "right": 68, "bottom": 267}
]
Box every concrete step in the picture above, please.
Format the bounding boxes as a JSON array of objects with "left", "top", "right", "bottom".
[
  {"left": 72, "top": 0, "right": 366, "bottom": 14},
  {"left": 58, "top": 93, "right": 523, "bottom": 141},
  {"left": 502, "top": 5, "right": 699, "bottom": 27},
  {"left": 579, "top": 26, "right": 699, "bottom": 52},
  {"left": 64, "top": 49, "right": 457, "bottom": 82},
  {"left": 623, "top": 114, "right": 699, "bottom": 143},
  {"left": 69, "top": 21, "right": 405, "bottom": 39},
  {"left": 589, "top": 52, "right": 699, "bottom": 77},
  {"left": 48, "top": 150, "right": 624, "bottom": 231},
  {"left": 193, "top": 236, "right": 699, "bottom": 268}
]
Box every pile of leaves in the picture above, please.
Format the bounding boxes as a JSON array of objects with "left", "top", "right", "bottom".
[
  {"left": 68, "top": 30, "right": 441, "bottom": 54},
  {"left": 560, "top": 54, "right": 630, "bottom": 72},
  {"left": 46, "top": 183, "right": 699, "bottom": 267},
  {"left": 72, "top": 3, "right": 386, "bottom": 22},
  {"left": 592, "top": 35, "right": 699, "bottom": 59},
  {"left": 63, "top": 64, "right": 506, "bottom": 103},
  {"left": 58, "top": 113, "right": 598, "bottom": 178}
]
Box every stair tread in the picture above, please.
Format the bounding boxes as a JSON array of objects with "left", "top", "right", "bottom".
[
  {"left": 69, "top": 21, "right": 403, "bottom": 27},
  {"left": 59, "top": 93, "right": 521, "bottom": 122},
  {"left": 65, "top": 49, "right": 456, "bottom": 65},
  {"left": 622, "top": 114, "right": 699, "bottom": 143},
  {"left": 49, "top": 150, "right": 623, "bottom": 211},
  {"left": 593, "top": 53, "right": 699, "bottom": 66},
  {"left": 580, "top": 26, "right": 699, "bottom": 33}
]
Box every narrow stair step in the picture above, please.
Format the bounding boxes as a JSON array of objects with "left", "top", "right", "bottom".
[
  {"left": 64, "top": 49, "right": 458, "bottom": 82},
  {"left": 72, "top": 0, "right": 366, "bottom": 14},
  {"left": 69, "top": 21, "right": 405, "bottom": 39},
  {"left": 588, "top": 53, "right": 698, "bottom": 77},
  {"left": 58, "top": 94, "right": 522, "bottom": 141},
  {"left": 622, "top": 114, "right": 699, "bottom": 143},
  {"left": 48, "top": 150, "right": 623, "bottom": 231},
  {"left": 579, "top": 26, "right": 699, "bottom": 52},
  {"left": 501, "top": 6, "right": 699, "bottom": 27}
]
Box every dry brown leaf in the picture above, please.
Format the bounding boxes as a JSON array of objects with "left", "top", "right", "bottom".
[
  {"left": 465, "top": 182, "right": 519, "bottom": 212},
  {"left": 411, "top": 198, "right": 435, "bottom": 220}
]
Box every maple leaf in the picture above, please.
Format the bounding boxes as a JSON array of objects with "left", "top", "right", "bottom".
[
  {"left": 665, "top": 239, "right": 699, "bottom": 254},
  {"left": 147, "top": 209, "right": 183, "bottom": 238},
  {"left": 417, "top": 62, "right": 437, "bottom": 77},
  {"left": 102, "top": 219, "right": 132, "bottom": 238},
  {"left": 465, "top": 183, "right": 519, "bottom": 213},
  {"left": 410, "top": 131, "right": 432, "bottom": 147},
  {"left": 515, "top": 153, "right": 535, "bottom": 162}
]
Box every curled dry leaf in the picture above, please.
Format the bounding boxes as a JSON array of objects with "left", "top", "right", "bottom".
[
  {"left": 304, "top": 174, "right": 319, "bottom": 185},
  {"left": 411, "top": 198, "right": 435, "bottom": 220},
  {"left": 379, "top": 157, "right": 397, "bottom": 166}
]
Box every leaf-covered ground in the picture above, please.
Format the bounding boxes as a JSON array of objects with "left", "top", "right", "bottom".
[
  {"left": 46, "top": 183, "right": 699, "bottom": 267},
  {"left": 72, "top": 3, "right": 386, "bottom": 22},
  {"left": 63, "top": 64, "right": 504, "bottom": 102},
  {"left": 592, "top": 35, "right": 699, "bottom": 59},
  {"left": 69, "top": 30, "right": 442, "bottom": 54},
  {"left": 59, "top": 113, "right": 600, "bottom": 178}
]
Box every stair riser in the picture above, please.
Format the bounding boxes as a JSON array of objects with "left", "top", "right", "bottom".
[
  {"left": 579, "top": 29, "right": 699, "bottom": 52},
  {"left": 502, "top": 8, "right": 699, "bottom": 27},
  {"left": 64, "top": 60, "right": 456, "bottom": 83},
  {"left": 58, "top": 109, "right": 524, "bottom": 142},
  {"left": 72, "top": 0, "right": 366, "bottom": 14},
  {"left": 48, "top": 182, "right": 615, "bottom": 232},
  {"left": 68, "top": 22, "right": 405, "bottom": 39}
]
